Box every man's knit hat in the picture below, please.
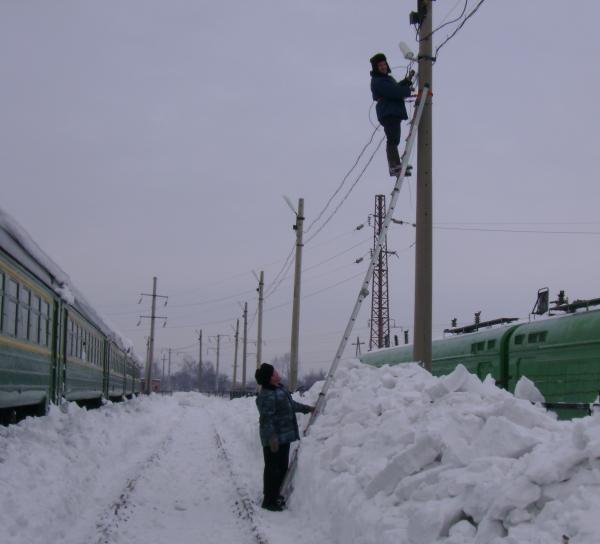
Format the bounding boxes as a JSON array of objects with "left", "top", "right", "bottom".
[{"left": 255, "top": 363, "right": 275, "bottom": 386}]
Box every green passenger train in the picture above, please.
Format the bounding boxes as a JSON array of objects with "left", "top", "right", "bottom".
[
  {"left": 360, "top": 305, "right": 600, "bottom": 417},
  {"left": 0, "top": 211, "right": 142, "bottom": 423}
]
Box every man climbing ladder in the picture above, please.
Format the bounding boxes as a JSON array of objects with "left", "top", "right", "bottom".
[
  {"left": 369, "top": 53, "right": 415, "bottom": 177},
  {"left": 279, "top": 82, "right": 429, "bottom": 502}
]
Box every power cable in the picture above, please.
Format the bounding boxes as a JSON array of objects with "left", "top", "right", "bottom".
[
  {"left": 305, "top": 135, "right": 386, "bottom": 244},
  {"left": 419, "top": 0, "right": 468, "bottom": 42},
  {"left": 435, "top": 0, "right": 489, "bottom": 57},
  {"left": 305, "top": 126, "right": 381, "bottom": 234},
  {"left": 434, "top": 225, "right": 600, "bottom": 235}
]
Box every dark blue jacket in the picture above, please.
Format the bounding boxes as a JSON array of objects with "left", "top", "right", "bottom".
[
  {"left": 256, "top": 384, "right": 312, "bottom": 447},
  {"left": 370, "top": 71, "right": 412, "bottom": 124}
]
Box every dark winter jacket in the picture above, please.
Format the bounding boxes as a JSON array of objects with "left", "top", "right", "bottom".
[
  {"left": 256, "top": 384, "right": 312, "bottom": 447},
  {"left": 370, "top": 71, "right": 412, "bottom": 124}
]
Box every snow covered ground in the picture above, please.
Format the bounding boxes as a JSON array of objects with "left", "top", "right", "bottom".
[{"left": 2, "top": 361, "right": 600, "bottom": 544}]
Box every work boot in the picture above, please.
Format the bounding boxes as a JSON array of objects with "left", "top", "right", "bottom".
[
  {"left": 386, "top": 144, "right": 403, "bottom": 177},
  {"left": 261, "top": 499, "right": 283, "bottom": 512},
  {"left": 389, "top": 162, "right": 412, "bottom": 177}
]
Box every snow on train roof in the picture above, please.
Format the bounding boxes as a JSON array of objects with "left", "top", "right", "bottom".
[{"left": 0, "top": 207, "right": 138, "bottom": 361}]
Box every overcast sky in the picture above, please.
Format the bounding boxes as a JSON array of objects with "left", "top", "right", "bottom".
[{"left": 2, "top": 1, "right": 600, "bottom": 381}]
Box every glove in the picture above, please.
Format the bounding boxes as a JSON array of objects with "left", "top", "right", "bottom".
[{"left": 269, "top": 435, "right": 279, "bottom": 453}]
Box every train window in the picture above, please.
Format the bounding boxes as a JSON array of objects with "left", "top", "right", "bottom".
[
  {"left": 528, "top": 332, "right": 548, "bottom": 344},
  {"left": 76, "top": 325, "right": 81, "bottom": 358},
  {"left": 82, "top": 331, "right": 87, "bottom": 362},
  {"left": 40, "top": 315, "right": 47, "bottom": 347},
  {"left": 487, "top": 340, "right": 496, "bottom": 350},
  {"left": 4, "top": 296, "right": 17, "bottom": 336},
  {"left": 67, "top": 320, "right": 73, "bottom": 356},
  {"left": 29, "top": 307, "right": 40, "bottom": 344},
  {"left": 17, "top": 286, "right": 30, "bottom": 340},
  {"left": 6, "top": 277, "right": 17, "bottom": 298},
  {"left": 39, "top": 301, "right": 50, "bottom": 347},
  {"left": 515, "top": 335, "right": 524, "bottom": 345},
  {"left": 471, "top": 341, "right": 485, "bottom": 354}
]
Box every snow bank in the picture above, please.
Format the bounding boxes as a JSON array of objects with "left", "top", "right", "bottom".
[
  {"left": 293, "top": 361, "right": 600, "bottom": 544},
  {"left": 0, "top": 395, "right": 186, "bottom": 544},
  {"left": 4, "top": 365, "right": 600, "bottom": 544}
]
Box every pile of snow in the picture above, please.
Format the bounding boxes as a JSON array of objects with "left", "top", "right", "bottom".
[
  {"left": 3, "top": 363, "right": 600, "bottom": 544},
  {"left": 293, "top": 361, "right": 600, "bottom": 544}
]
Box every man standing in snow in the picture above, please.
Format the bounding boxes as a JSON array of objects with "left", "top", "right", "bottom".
[
  {"left": 369, "top": 53, "right": 414, "bottom": 176},
  {"left": 255, "top": 363, "right": 314, "bottom": 511}
]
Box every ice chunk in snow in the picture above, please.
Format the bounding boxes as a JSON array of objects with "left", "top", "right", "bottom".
[
  {"left": 406, "top": 497, "right": 463, "bottom": 543},
  {"left": 487, "top": 476, "right": 541, "bottom": 519},
  {"left": 364, "top": 435, "right": 441, "bottom": 498},
  {"left": 425, "top": 364, "right": 483, "bottom": 401},
  {"left": 380, "top": 372, "right": 396, "bottom": 389},
  {"left": 449, "top": 519, "right": 477, "bottom": 538},
  {"left": 514, "top": 376, "right": 545, "bottom": 403},
  {"left": 470, "top": 416, "right": 539, "bottom": 459}
]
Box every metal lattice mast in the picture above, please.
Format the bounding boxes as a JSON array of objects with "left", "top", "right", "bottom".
[{"left": 369, "top": 195, "right": 391, "bottom": 350}]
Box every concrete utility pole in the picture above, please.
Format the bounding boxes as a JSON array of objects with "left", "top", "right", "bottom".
[
  {"left": 139, "top": 277, "right": 168, "bottom": 394},
  {"left": 197, "top": 329, "right": 203, "bottom": 392},
  {"left": 147, "top": 277, "right": 157, "bottom": 393},
  {"left": 256, "top": 271, "right": 264, "bottom": 368},
  {"left": 168, "top": 347, "right": 172, "bottom": 393},
  {"left": 232, "top": 319, "right": 239, "bottom": 389},
  {"left": 289, "top": 198, "right": 305, "bottom": 392},
  {"left": 413, "top": 0, "right": 434, "bottom": 372},
  {"left": 161, "top": 353, "right": 166, "bottom": 385},
  {"left": 215, "top": 335, "right": 221, "bottom": 393},
  {"left": 242, "top": 302, "right": 248, "bottom": 391}
]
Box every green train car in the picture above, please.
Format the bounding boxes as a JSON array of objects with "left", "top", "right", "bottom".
[
  {"left": 360, "top": 308, "right": 600, "bottom": 417},
  {"left": 0, "top": 210, "right": 142, "bottom": 423}
]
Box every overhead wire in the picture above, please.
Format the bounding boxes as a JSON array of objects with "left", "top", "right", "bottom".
[
  {"left": 305, "top": 135, "right": 386, "bottom": 245},
  {"left": 419, "top": 0, "right": 469, "bottom": 42},
  {"left": 435, "top": 0, "right": 489, "bottom": 57},
  {"left": 305, "top": 125, "right": 381, "bottom": 234}
]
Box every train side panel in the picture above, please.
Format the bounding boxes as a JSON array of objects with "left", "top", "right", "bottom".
[
  {"left": 0, "top": 254, "right": 57, "bottom": 414},
  {"left": 508, "top": 311, "right": 600, "bottom": 403}
]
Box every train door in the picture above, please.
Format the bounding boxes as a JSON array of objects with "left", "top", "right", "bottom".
[{"left": 50, "top": 302, "right": 66, "bottom": 404}]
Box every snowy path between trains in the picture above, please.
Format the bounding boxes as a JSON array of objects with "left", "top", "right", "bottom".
[{"left": 3, "top": 361, "right": 600, "bottom": 544}]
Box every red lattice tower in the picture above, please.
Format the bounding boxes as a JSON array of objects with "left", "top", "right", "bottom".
[{"left": 369, "top": 194, "right": 391, "bottom": 350}]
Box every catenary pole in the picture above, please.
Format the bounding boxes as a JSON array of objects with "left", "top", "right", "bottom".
[
  {"left": 168, "top": 347, "right": 172, "bottom": 393},
  {"left": 197, "top": 329, "right": 203, "bottom": 392},
  {"left": 215, "top": 335, "right": 221, "bottom": 393},
  {"left": 289, "top": 198, "right": 305, "bottom": 391},
  {"left": 242, "top": 302, "right": 248, "bottom": 391},
  {"left": 146, "top": 277, "right": 157, "bottom": 393},
  {"left": 233, "top": 319, "right": 239, "bottom": 388},
  {"left": 413, "top": 0, "right": 433, "bottom": 372},
  {"left": 256, "top": 271, "right": 264, "bottom": 368}
]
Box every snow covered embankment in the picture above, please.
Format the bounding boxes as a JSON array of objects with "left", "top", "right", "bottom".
[{"left": 293, "top": 361, "right": 600, "bottom": 544}]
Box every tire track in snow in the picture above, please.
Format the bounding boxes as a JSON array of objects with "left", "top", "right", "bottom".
[
  {"left": 212, "top": 427, "right": 271, "bottom": 544},
  {"left": 93, "top": 423, "right": 178, "bottom": 544}
]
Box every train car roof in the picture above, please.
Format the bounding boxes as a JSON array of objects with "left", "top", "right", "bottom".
[{"left": 0, "top": 207, "right": 140, "bottom": 362}]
